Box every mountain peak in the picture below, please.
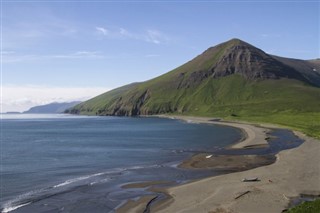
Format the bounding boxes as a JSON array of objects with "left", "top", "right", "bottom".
[
  {"left": 217, "top": 38, "right": 254, "bottom": 50},
  {"left": 197, "top": 38, "right": 308, "bottom": 81},
  {"left": 225, "top": 38, "right": 247, "bottom": 45},
  {"left": 69, "top": 38, "right": 320, "bottom": 116},
  {"left": 169, "top": 38, "right": 320, "bottom": 89}
]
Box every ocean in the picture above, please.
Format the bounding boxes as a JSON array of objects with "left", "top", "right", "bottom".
[{"left": 0, "top": 114, "right": 243, "bottom": 212}]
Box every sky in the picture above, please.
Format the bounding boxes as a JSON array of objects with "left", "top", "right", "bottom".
[{"left": 1, "top": 0, "right": 319, "bottom": 112}]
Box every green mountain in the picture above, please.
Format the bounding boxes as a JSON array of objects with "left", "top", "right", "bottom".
[{"left": 67, "top": 38, "right": 320, "bottom": 137}]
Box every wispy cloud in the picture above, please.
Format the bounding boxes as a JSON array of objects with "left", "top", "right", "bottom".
[
  {"left": 119, "top": 28, "right": 131, "bottom": 37},
  {"left": 1, "top": 85, "right": 111, "bottom": 113},
  {"left": 145, "top": 30, "right": 169, "bottom": 44},
  {"left": 2, "top": 51, "right": 107, "bottom": 63},
  {"left": 96, "top": 27, "right": 109, "bottom": 36},
  {"left": 2, "top": 53, "right": 37, "bottom": 63},
  {"left": 51, "top": 51, "right": 106, "bottom": 59},
  {"left": 1, "top": 51, "right": 15, "bottom": 55},
  {"left": 3, "top": 9, "right": 79, "bottom": 50},
  {"left": 95, "top": 26, "right": 170, "bottom": 44}
]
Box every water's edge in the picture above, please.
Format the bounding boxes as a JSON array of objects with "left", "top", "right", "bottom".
[{"left": 1, "top": 115, "right": 303, "bottom": 213}]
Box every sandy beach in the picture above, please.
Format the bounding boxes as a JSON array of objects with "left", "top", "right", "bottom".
[
  {"left": 117, "top": 115, "right": 320, "bottom": 213},
  {"left": 152, "top": 116, "right": 320, "bottom": 213}
]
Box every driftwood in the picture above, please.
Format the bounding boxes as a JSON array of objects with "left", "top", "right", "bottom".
[
  {"left": 234, "top": 190, "right": 251, "bottom": 200},
  {"left": 143, "top": 195, "right": 159, "bottom": 213},
  {"left": 242, "top": 177, "right": 259, "bottom": 182}
]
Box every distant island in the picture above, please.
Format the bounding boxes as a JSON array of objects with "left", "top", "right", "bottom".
[{"left": 24, "top": 101, "right": 82, "bottom": 114}]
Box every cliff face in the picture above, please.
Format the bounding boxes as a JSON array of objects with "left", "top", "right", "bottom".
[{"left": 67, "top": 38, "right": 320, "bottom": 116}]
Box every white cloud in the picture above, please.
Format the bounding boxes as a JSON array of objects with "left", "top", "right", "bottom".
[
  {"left": 119, "top": 28, "right": 131, "bottom": 37},
  {"left": 2, "top": 51, "right": 107, "bottom": 63},
  {"left": 51, "top": 51, "right": 106, "bottom": 59},
  {"left": 95, "top": 26, "right": 170, "bottom": 44},
  {"left": 1, "top": 85, "right": 111, "bottom": 113},
  {"left": 145, "top": 30, "right": 168, "bottom": 44},
  {"left": 96, "top": 27, "right": 109, "bottom": 35}
]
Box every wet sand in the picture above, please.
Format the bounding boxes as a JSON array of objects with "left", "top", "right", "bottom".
[
  {"left": 179, "top": 153, "right": 275, "bottom": 171},
  {"left": 154, "top": 117, "right": 320, "bottom": 213},
  {"left": 122, "top": 181, "right": 174, "bottom": 189},
  {"left": 117, "top": 116, "right": 320, "bottom": 213}
]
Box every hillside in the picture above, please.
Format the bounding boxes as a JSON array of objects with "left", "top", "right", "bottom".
[
  {"left": 67, "top": 38, "right": 320, "bottom": 137},
  {"left": 25, "top": 101, "right": 82, "bottom": 114}
]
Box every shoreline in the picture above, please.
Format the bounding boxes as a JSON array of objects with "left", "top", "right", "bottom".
[
  {"left": 117, "top": 115, "right": 320, "bottom": 213},
  {"left": 154, "top": 116, "right": 320, "bottom": 213},
  {"left": 157, "top": 115, "right": 270, "bottom": 149}
]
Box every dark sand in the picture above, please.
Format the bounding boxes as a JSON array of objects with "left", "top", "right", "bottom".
[{"left": 179, "top": 153, "right": 275, "bottom": 171}]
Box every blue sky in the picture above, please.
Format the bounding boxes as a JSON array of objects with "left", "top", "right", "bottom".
[{"left": 1, "top": 1, "right": 319, "bottom": 112}]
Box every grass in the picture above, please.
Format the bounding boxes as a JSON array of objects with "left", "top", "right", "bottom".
[
  {"left": 70, "top": 74, "right": 320, "bottom": 138},
  {"left": 227, "top": 112, "right": 320, "bottom": 139},
  {"left": 285, "top": 199, "right": 320, "bottom": 213}
]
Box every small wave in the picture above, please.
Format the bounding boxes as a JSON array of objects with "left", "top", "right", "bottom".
[
  {"left": 1, "top": 172, "right": 105, "bottom": 212},
  {"left": 1, "top": 187, "right": 49, "bottom": 213},
  {"left": 171, "top": 149, "right": 184, "bottom": 154},
  {"left": 53, "top": 172, "right": 104, "bottom": 188},
  {"left": 123, "top": 164, "right": 163, "bottom": 171},
  {"left": 53, "top": 165, "right": 161, "bottom": 188},
  {"left": 1, "top": 165, "right": 160, "bottom": 212},
  {"left": 2, "top": 202, "right": 31, "bottom": 213}
]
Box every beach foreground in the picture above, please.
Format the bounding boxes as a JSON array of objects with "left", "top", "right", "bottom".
[
  {"left": 152, "top": 116, "right": 320, "bottom": 213},
  {"left": 118, "top": 116, "right": 320, "bottom": 213}
]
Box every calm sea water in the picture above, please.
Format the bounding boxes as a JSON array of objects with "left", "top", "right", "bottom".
[{"left": 1, "top": 114, "right": 243, "bottom": 212}]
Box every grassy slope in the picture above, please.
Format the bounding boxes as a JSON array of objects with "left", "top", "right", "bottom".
[
  {"left": 173, "top": 76, "right": 320, "bottom": 139},
  {"left": 70, "top": 39, "right": 320, "bottom": 138},
  {"left": 72, "top": 74, "right": 320, "bottom": 138},
  {"left": 68, "top": 83, "right": 139, "bottom": 115},
  {"left": 180, "top": 76, "right": 320, "bottom": 139},
  {"left": 226, "top": 113, "right": 320, "bottom": 139},
  {"left": 141, "top": 75, "right": 320, "bottom": 139},
  {"left": 285, "top": 199, "right": 320, "bottom": 213}
]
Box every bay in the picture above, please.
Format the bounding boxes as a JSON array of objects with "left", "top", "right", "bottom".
[{"left": 0, "top": 114, "right": 241, "bottom": 212}]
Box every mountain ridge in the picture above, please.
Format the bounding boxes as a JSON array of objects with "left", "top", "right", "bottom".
[
  {"left": 25, "top": 101, "right": 82, "bottom": 114},
  {"left": 67, "top": 38, "right": 320, "bottom": 120}
]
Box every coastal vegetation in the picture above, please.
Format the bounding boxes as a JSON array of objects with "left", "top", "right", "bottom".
[{"left": 286, "top": 199, "right": 320, "bottom": 213}]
